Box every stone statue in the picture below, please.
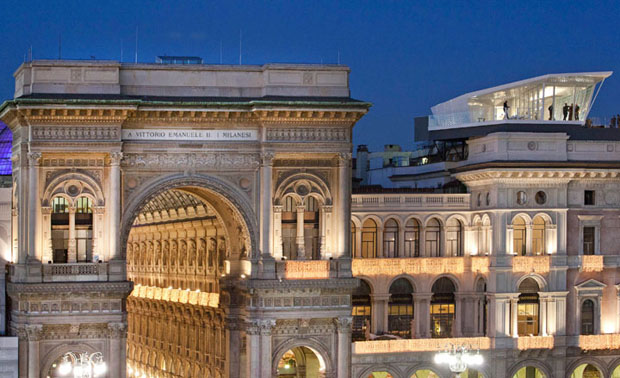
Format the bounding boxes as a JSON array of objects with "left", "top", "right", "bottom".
[
  {"left": 208, "top": 238, "right": 217, "bottom": 269},
  {"left": 179, "top": 240, "right": 187, "bottom": 267},
  {"left": 162, "top": 241, "right": 169, "bottom": 267},
  {"left": 188, "top": 240, "right": 196, "bottom": 267},
  {"left": 197, "top": 238, "right": 205, "bottom": 267}
]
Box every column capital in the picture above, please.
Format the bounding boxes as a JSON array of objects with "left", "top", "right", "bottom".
[
  {"left": 273, "top": 205, "right": 283, "bottom": 213},
  {"left": 108, "top": 322, "right": 127, "bottom": 338},
  {"left": 109, "top": 151, "right": 123, "bottom": 165},
  {"left": 25, "top": 324, "right": 44, "bottom": 341},
  {"left": 336, "top": 152, "right": 351, "bottom": 166},
  {"left": 259, "top": 319, "right": 276, "bottom": 335},
  {"left": 334, "top": 316, "right": 353, "bottom": 333},
  {"left": 296, "top": 205, "right": 305, "bottom": 212},
  {"left": 260, "top": 151, "right": 275, "bottom": 166},
  {"left": 27, "top": 151, "right": 42, "bottom": 166}
]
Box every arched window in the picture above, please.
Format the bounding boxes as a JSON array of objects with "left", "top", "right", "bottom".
[
  {"left": 518, "top": 278, "right": 540, "bottom": 336},
  {"left": 430, "top": 277, "right": 456, "bottom": 338},
  {"left": 513, "top": 216, "right": 527, "bottom": 256},
  {"left": 383, "top": 219, "right": 398, "bottom": 258},
  {"left": 351, "top": 221, "right": 357, "bottom": 257},
  {"left": 446, "top": 218, "right": 463, "bottom": 257},
  {"left": 51, "top": 196, "right": 70, "bottom": 263},
  {"left": 304, "top": 196, "right": 320, "bottom": 260},
  {"left": 476, "top": 279, "right": 487, "bottom": 336},
  {"left": 281, "top": 196, "right": 298, "bottom": 260},
  {"left": 388, "top": 278, "right": 414, "bottom": 338},
  {"left": 75, "top": 196, "right": 93, "bottom": 262},
  {"left": 581, "top": 299, "right": 595, "bottom": 335},
  {"left": 532, "top": 216, "right": 546, "bottom": 256},
  {"left": 404, "top": 219, "right": 420, "bottom": 257},
  {"left": 352, "top": 280, "right": 372, "bottom": 341},
  {"left": 361, "top": 219, "right": 377, "bottom": 258},
  {"left": 425, "top": 218, "right": 441, "bottom": 257}
]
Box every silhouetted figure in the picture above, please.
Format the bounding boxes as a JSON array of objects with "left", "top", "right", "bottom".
[
  {"left": 574, "top": 104, "right": 580, "bottom": 121},
  {"left": 562, "top": 103, "right": 569, "bottom": 120},
  {"left": 548, "top": 104, "right": 554, "bottom": 120},
  {"left": 611, "top": 116, "right": 617, "bottom": 128},
  {"left": 569, "top": 104, "right": 574, "bottom": 120},
  {"left": 503, "top": 101, "right": 510, "bottom": 119}
]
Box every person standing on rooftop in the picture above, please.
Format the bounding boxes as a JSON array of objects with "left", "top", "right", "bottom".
[
  {"left": 563, "top": 103, "right": 569, "bottom": 120},
  {"left": 503, "top": 101, "right": 510, "bottom": 119}
]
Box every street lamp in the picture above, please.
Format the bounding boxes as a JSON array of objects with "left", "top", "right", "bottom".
[
  {"left": 57, "top": 352, "right": 107, "bottom": 378},
  {"left": 434, "top": 344, "right": 483, "bottom": 378}
]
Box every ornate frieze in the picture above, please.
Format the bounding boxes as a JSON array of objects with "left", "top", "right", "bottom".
[
  {"left": 266, "top": 127, "right": 349, "bottom": 142},
  {"left": 31, "top": 125, "right": 120, "bottom": 141},
  {"left": 121, "top": 153, "right": 260, "bottom": 170}
]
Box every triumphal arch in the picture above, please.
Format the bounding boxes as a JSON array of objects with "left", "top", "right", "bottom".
[{"left": 0, "top": 60, "right": 369, "bottom": 377}]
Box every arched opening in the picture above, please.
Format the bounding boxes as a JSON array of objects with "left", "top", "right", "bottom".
[
  {"left": 430, "top": 277, "right": 456, "bottom": 338},
  {"left": 410, "top": 369, "right": 440, "bottom": 378},
  {"left": 352, "top": 280, "right": 372, "bottom": 341},
  {"left": 446, "top": 218, "right": 463, "bottom": 257},
  {"left": 276, "top": 346, "right": 325, "bottom": 378},
  {"left": 476, "top": 278, "right": 487, "bottom": 336},
  {"left": 383, "top": 218, "right": 399, "bottom": 257},
  {"left": 282, "top": 196, "right": 299, "bottom": 260},
  {"left": 518, "top": 278, "right": 540, "bottom": 336},
  {"left": 388, "top": 278, "right": 414, "bottom": 338},
  {"left": 581, "top": 299, "right": 595, "bottom": 335},
  {"left": 304, "top": 196, "right": 320, "bottom": 260},
  {"left": 362, "top": 219, "right": 378, "bottom": 258},
  {"left": 512, "top": 367, "right": 546, "bottom": 378},
  {"left": 45, "top": 349, "right": 103, "bottom": 378},
  {"left": 404, "top": 218, "right": 420, "bottom": 257},
  {"left": 51, "top": 196, "right": 69, "bottom": 263},
  {"left": 612, "top": 364, "right": 620, "bottom": 378},
  {"left": 425, "top": 218, "right": 441, "bottom": 257},
  {"left": 513, "top": 216, "right": 527, "bottom": 256},
  {"left": 532, "top": 216, "right": 546, "bottom": 255},
  {"left": 367, "top": 372, "right": 394, "bottom": 378},
  {"left": 123, "top": 182, "right": 253, "bottom": 378},
  {"left": 570, "top": 364, "right": 603, "bottom": 378}
]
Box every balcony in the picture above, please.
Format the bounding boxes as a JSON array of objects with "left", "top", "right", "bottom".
[
  {"left": 352, "top": 337, "right": 491, "bottom": 354},
  {"left": 512, "top": 256, "right": 550, "bottom": 274},
  {"left": 579, "top": 334, "right": 620, "bottom": 350},
  {"left": 517, "top": 336, "right": 554, "bottom": 350},
  {"left": 42, "top": 263, "right": 109, "bottom": 282},
  {"left": 352, "top": 193, "right": 470, "bottom": 210},
  {"left": 352, "top": 256, "right": 489, "bottom": 277}
]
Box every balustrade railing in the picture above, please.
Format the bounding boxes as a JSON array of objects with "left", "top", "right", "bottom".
[
  {"left": 42, "top": 263, "right": 108, "bottom": 282},
  {"left": 352, "top": 193, "right": 470, "bottom": 209}
]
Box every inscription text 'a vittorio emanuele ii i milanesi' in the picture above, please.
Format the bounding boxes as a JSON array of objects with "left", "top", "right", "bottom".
[{"left": 122, "top": 128, "right": 258, "bottom": 141}]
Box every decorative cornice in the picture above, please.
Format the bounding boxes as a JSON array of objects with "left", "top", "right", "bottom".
[
  {"left": 456, "top": 168, "right": 620, "bottom": 183},
  {"left": 7, "top": 281, "right": 133, "bottom": 295}
]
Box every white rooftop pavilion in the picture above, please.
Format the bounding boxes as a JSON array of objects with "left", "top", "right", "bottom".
[{"left": 429, "top": 72, "right": 612, "bottom": 130}]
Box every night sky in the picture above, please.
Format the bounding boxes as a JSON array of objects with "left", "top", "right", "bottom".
[{"left": 1, "top": 1, "right": 619, "bottom": 152}]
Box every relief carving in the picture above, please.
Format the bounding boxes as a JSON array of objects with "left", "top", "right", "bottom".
[{"left": 121, "top": 153, "right": 260, "bottom": 170}]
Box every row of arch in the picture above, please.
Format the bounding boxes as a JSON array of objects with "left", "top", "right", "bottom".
[
  {"left": 361, "top": 361, "right": 620, "bottom": 378},
  {"left": 351, "top": 212, "right": 556, "bottom": 259}
]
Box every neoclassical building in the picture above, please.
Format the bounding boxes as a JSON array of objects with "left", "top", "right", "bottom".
[{"left": 0, "top": 61, "right": 619, "bottom": 378}]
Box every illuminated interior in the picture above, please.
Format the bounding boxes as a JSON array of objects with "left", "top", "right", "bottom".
[{"left": 430, "top": 72, "right": 611, "bottom": 129}]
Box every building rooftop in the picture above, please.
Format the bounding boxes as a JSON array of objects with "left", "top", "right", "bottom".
[{"left": 429, "top": 71, "right": 612, "bottom": 131}]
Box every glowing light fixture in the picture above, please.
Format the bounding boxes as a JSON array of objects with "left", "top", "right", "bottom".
[
  {"left": 434, "top": 345, "right": 483, "bottom": 377},
  {"left": 56, "top": 352, "right": 106, "bottom": 377}
]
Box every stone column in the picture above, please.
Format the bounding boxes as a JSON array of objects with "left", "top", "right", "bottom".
[
  {"left": 370, "top": 293, "right": 390, "bottom": 334},
  {"left": 25, "top": 324, "right": 42, "bottom": 378},
  {"left": 336, "top": 153, "right": 350, "bottom": 257},
  {"left": 525, "top": 224, "right": 533, "bottom": 255},
  {"left": 295, "top": 205, "right": 305, "bottom": 259},
  {"left": 68, "top": 206, "right": 77, "bottom": 262},
  {"left": 376, "top": 226, "right": 383, "bottom": 258},
  {"left": 510, "top": 297, "right": 518, "bottom": 337},
  {"left": 259, "top": 319, "right": 275, "bottom": 378},
  {"left": 109, "top": 323, "right": 127, "bottom": 378},
  {"left": 319, "top": 205, "right": 330, "bottom": 258},
  {"left": 273, "top": 206, "right": 283, "bottom": 259},
  {"left": 397, "top": 225, "right": 405, "bottom": 258},
  {"left": 41, "top": 207, "right": 53, "bottom": 263},
  {"left": 260, "top": 152, "right": 274, "bottom": 258},
  {"left": 335, "top": 317, "right": 352, "bottom": 378},
  {"left": 540, "top": 296, "right": 548, "bottom": 336},
  {"left": 414, "top": 293, "right": 432, "bottom": 338},
  {"left": 505, "top": 225, "right": 514, "bottom": 255},
  {"left": 419, "top": 227, "right": 426, "bottom": 257},
  {"left": 454, "top": 294, "right": 462, "bottom": 337},
  {"left": 354, "top": 226, "right": 362, "bottom": 258},
  {"left": 27, "top": 152, "right": 41, "bottom": 262},
  {"left": 246, "top": 322, "right": 260, "bottom": 378},
  {"left": 109, "top": 152, "right": 122, "bottom": 261}
]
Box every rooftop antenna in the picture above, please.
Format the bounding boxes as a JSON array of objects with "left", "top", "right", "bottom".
[
  {"left": 239, "top": 29, "right": 242, "bottom": 65},
  {"left": 58, "top": 33, "right": 62, "bottom": 59},
  {"left": 135, "top": 26, "right": 138, "bottom": 63}
]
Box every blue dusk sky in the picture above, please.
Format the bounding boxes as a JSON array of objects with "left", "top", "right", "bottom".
[{"left": 1, "top": 1, "right": 619, "bottom": 152}]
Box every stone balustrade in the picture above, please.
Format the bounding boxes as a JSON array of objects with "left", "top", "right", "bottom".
[
  {"left": 42, "top": 262, "right": 108, "bottom": 282},
  {"left": 352, "top": 337, "right": 491, "bottom": 354},
  {"left": 352, "top": 193, "right": 470, "bottom": 210}
]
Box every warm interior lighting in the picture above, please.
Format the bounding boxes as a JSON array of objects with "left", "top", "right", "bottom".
[
  {"left": 603, "top": 322, "right": 616, "bottom": 334},
  {"left": 352, "top": 257, "right": 489, "bottom": 276}
]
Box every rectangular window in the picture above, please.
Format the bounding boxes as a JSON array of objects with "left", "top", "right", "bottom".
[
  {"left": 583, "top": 227, "right": 595, "bottom": 255},
  {"left": 584, "top": 190, "right": 595, "bottom": 206},
  {"left": 517, "top": 303, "right": 539, "bottom": 336},
  {"left": 430, "top": 303, "right": 454, "bottom": 338}
]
